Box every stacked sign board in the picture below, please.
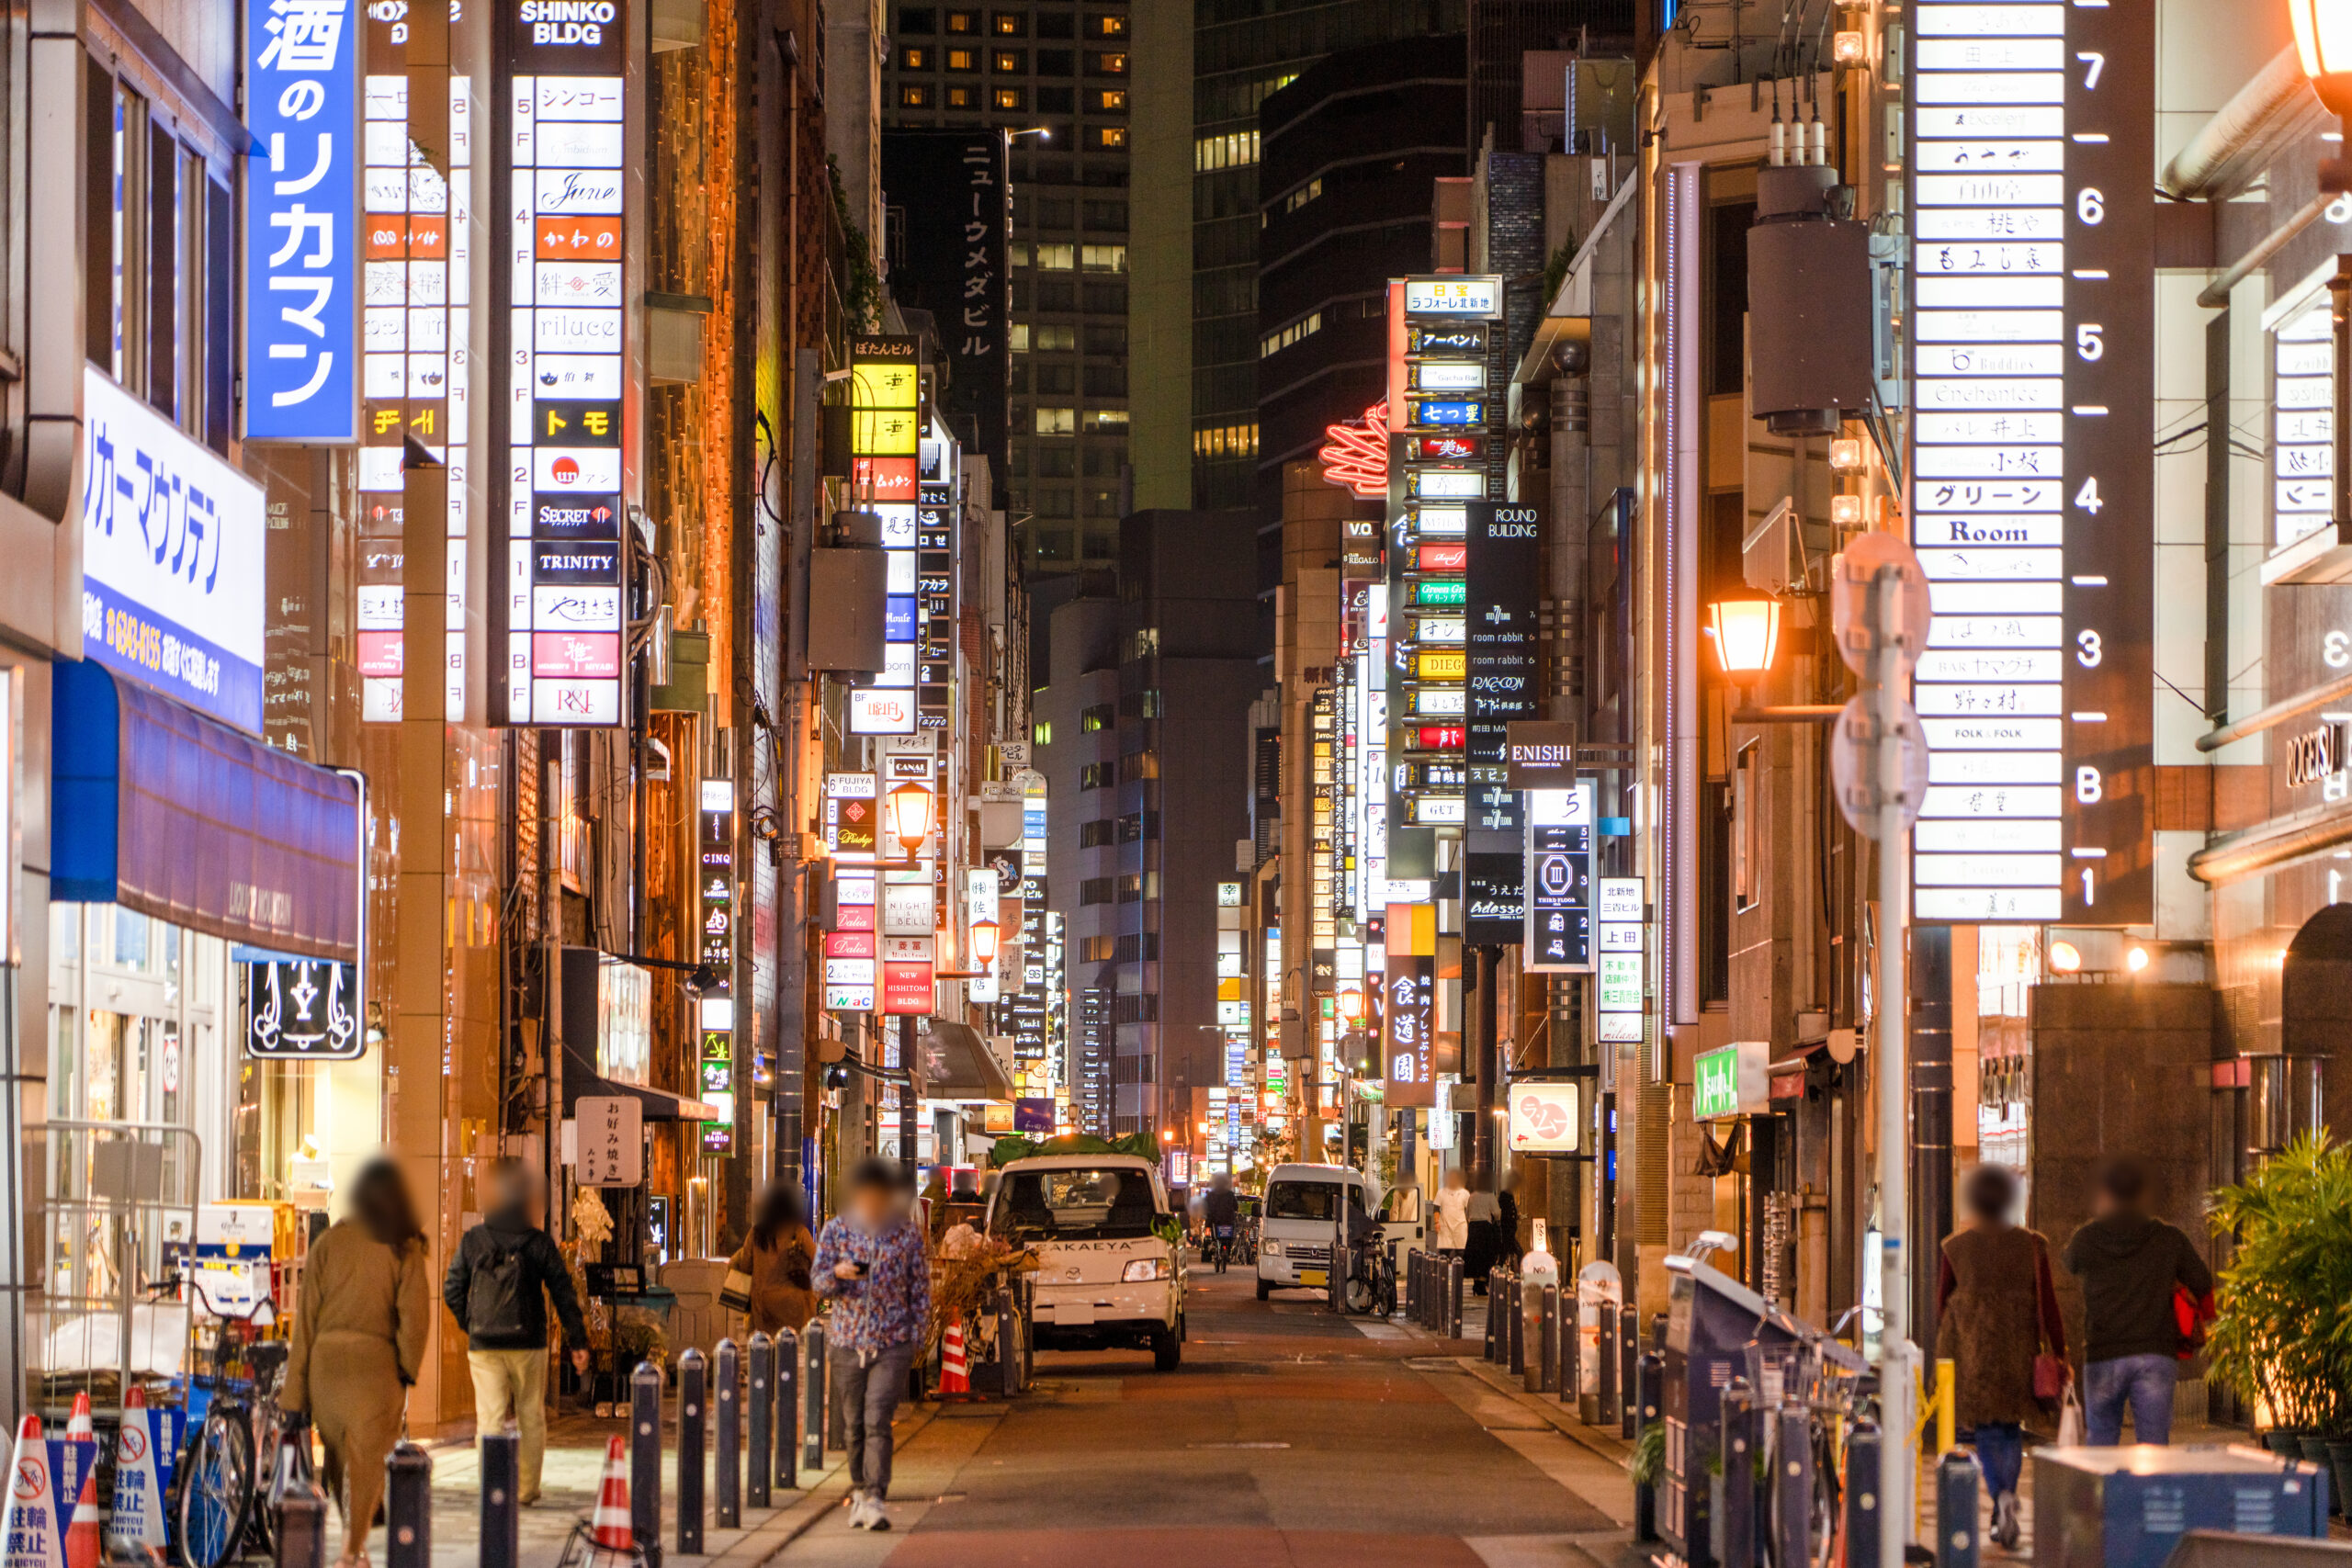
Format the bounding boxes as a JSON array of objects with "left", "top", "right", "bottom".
[
  {"left": 848, "top": 337, "right": 923, "bottom": 736},
  {"left": 1905, "top": 0, "right": 2152, "bottom": 921}
]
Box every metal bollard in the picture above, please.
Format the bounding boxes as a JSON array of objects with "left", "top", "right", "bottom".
[
  {"left": 1716, "top": 1380, "right": 1756, "bottom": 1568},
  {"left": 801, "top": 1323, "right": 826, "bottom": 1471},
  {"left": 1777, "top": 1406, "right": 1814, "bottom": 1568},
  {"left": 677, "top": 1347, "right": 707, "bottom": 1555},
  {"left": 384, "top": 1441, "right": 433, "bottom": 1568},
  {"left": 478, "top": 1430, "right": 519, "bottom": 1568},
  {"left": 1621, "top": 1321, "right": 1639, "bottom": 1440},
  {"left": 631, "top": 1359, "right": 666, "bottom": 1568},
  {"left": 1598, "top": 1303, "right": 1620, "bottom": 1427},
  {"left": 1633, "top": 1351, "right": 1663, "bottom": 1542},
  {"left": 274, "top": 1424, "right": 329, "bottom": 1568},
  {"left": 747, "top": 1332, "right": 773, "bottom": 1511},
  {"left": 775, "top": 1327, "right": 799, "bottom": 1492},
  {"left": 1845, "top": 1423, "right": 1883, "bottom": 1568},
  {"left": 1483, "top": 1272, "right": 1499, "bottom": 1359},
  {"left": 1538, "top": 1284, "right": 1560, "bottom": 1393},
  {"left": 1405, "top": 1251, "right": 1419, "bottom": 1323},
  {"left": 715, "top": 1337, "right": 741, "bottom": 1529},
  {"left": 999, "top": 1282, "right": 1021, "bottom": 1394},
  {"left": 1508, "top": 1277, "right": 1527, "bottom": 1376},
  {"left": 1446, "top": 1255, "right": 1464, "bottom": 1339},
  {"left": 1936, "top": 1448, "right": 1982, "bottom": 1568}
]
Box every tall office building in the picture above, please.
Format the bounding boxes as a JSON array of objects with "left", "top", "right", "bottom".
[{"left": 882, "top": 0, "right": 1133, "bottom": 579}]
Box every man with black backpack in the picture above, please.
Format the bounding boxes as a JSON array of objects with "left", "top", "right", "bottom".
[{"left": 444, "top": 1160, "right": 592, "bottom": 1505}]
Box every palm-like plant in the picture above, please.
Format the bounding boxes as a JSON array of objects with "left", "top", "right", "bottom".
[{"left": 2208, "top": 1133, "right": 2352, "bottom": 1433}]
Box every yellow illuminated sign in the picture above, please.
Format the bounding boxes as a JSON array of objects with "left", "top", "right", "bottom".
[{"left": 1417, "top": 650, "right": 1467, "bottom": 680}]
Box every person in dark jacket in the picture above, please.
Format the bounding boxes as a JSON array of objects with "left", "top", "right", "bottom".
[
  {"left": 2061, "top": 1157, "right": 2212, "bottom": 1447},
  {"left": 1938, "top": 1163, "right": 2064, "bottom": 1547},
  {"left": 443, "top": 1160, "right": 592, "bottom": 1505},
  {"left": 1202, "top": 1173, "right": 1240, "bottom": 1272}
]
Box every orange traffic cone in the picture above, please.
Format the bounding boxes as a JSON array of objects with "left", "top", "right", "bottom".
[
  {"left": 940, "top": 1315, "right": 968, "bottom": 1395},
  {"left": 591, "top": 1435, "right": 632, "bottom": 1551},
  {"left": 63, "top": 1392, "right": 92, "bottom": 1447},
  {"left": 62, "top": 1462, "right": 99, "bottom": 1568}
]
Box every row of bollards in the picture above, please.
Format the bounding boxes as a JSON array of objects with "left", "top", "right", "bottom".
[{"left": 1404, "top": 1250, "right": 1464, "bottom": 1337}]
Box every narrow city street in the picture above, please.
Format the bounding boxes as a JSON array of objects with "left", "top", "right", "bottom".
[{"left": 776, "top": 1266, "right": 1634, "bottom": 1568}]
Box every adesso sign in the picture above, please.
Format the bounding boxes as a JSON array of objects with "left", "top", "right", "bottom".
[{"left": 80, "top": 368, "right": 268, "bottom": 735}]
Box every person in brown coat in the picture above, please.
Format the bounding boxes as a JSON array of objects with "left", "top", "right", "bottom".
[
  {"left": 727, "top": 1179, "right": 819, "bottom": 1335},
  {"left": 281, "top": 1159, "right": 433, "bottom": 1568},
  {"left": 1938, "top": 1162, "right": 2065, "bottom": 1550}
]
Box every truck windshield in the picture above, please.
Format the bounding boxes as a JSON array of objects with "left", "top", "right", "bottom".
[
  {"left": 990, "top": 1168, "right": 1160, "bottom": 1240},
  {"left": 1265, "top": 1179, "right": 1363, "bottom": 1222}
]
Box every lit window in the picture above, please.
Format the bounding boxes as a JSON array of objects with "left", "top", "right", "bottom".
[
  {"left": 946, "top": 85, "right": 977, "bottom": 107},
  {"left": 1080, "top": 243, "right": 1126, "bottom": 272},
  {"left": 1035, "top": 323, "right": 1075, "bottom": 350},
  {"left": 1036, "top": 407, "right": 1076, "bottom": 434},
  {"left": 1085, "top": 409, "right": 1129, "bottom": 434},
  {"left": 945, "top": 8, "right": 978, "bottom": 29},
  {"left": 1095, "top": 89, "right": 1126, "bottom": 111},
  {"left": 995, "top": 87, "right": 1024, "bottom": 109},
  {"left": 899, "top": 85, "right": 931, "bottom": 107},
  {"left": 1033, "top": 721, "right": 1053, "bottom": 744},
  {"left": 994, "top": 11, "right": 1024, "bottom": 32},
  {"left": 945, "top": 47, "right": 977, "bottom": 69},
  {"left": 1283, "top": 176, "right": 1321, "bottom": 213},
  {"left": 1093, "top": 13, "right": 1126, "bottom": 34},
  {"left": 1092, "top": 51, "right": 1127, "bottom": 73},
  {"left": 1260, "top": 311, "right": 1322, "bottom": 358},
  {"left": 1008, "top": 240, "right": 1031, "bottom": 267},
  {"left": 1035, "top": 243, "right": 1076, "bottom": 269},
  {"left": 900, "top": 45, "right": 929, "bottom": 66},
  {"left": 993, "top": 48, "right": 1024, "bottom": 70},
  {"left": 1192, "top": 130, "right": 1259, "bottom": 171},
  {"left": 1094, "top": 127, "right": 1126, "bottom": 149},
  {"left": 1009, "top": 322, "right": 1031, "bottom": 352}
]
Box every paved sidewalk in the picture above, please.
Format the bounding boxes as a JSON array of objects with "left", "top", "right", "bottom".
[{"left": 348, "top": 1406, "right": 941, "bottom": 1568}]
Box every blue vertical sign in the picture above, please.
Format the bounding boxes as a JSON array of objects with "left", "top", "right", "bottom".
[{"left": 244, "top": 0, "right": 361, "bottom": 442}]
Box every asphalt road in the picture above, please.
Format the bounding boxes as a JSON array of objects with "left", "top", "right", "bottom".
[{"left": 779, "top": 1263, "right": 1638, "bottom": 1568}]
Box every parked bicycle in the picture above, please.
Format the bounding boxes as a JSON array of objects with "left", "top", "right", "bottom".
[{"left": 153, "top": 1271, "right": 290, "bottom": 1568}]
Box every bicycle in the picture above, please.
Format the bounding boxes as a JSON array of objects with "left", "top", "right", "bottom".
[{"left": 156, "top": 1271, "right": 289, "bottom": 1568}]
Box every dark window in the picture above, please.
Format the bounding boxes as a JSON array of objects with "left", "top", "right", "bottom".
[
  {"left": 1080, "top": 876, "right": 1115, "bottom": 905},
  {"left": 1036, "top": 48, "right": 1075, "bottom": 73},
  {"left": 1080, "top": 761, "right": 1113, "bottom": 790},
  {"left": 1080, "top": 281, "right": 1125, "bottom": 313},
  {"left": 205, "top": 176, "right": 231, "bottom": 454},
  {"left": 1035, "top": 487, "right": 1073, "bottom": 516},
  {"left": 1080, "top": 818, "right": 1116, "bottom": 848},
  {"left": 1036, "top": 10, "right": 1074, "bottom": 36},
  {"left": 1080, "top": 444, "right": 1123, "bottom": 475},
  {"left": 1035, "top": 528, "right": 1074, "bottom": 559},
  {"left": 1036, "top": 279, "right": 1076, "bottom": 311},
  {"left": 1082, "top": 201, "right": 1127, "bottom": 231},
  {"left": 1036, "top": 85, "right": 1074, "bottom": 113},
  {"left": 1034, "top": 362, "right": 1074, "bottom": 394},
  {"left": 899, "top": 6, "right": 935, "bottom": 28},
  {"left": 1113, "top": 934, "right": 1158, "bottom": 963},
  {"left": 1035, "top": 446, "right": 1075, "bottom": 478},
  {"left": 1036, "top": 197, "right": 1074, "bottom": 228},
  {"left": 1083, "top": 363, "right": 1126, "bottom": 397},
  {"left": 1707, "top": 199, "right": 1755, "bottom": 398}
]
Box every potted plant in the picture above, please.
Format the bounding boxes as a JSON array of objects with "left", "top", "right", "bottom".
[{"left": 2209, "top": 1132, "right": 2352, "bottom": 1498}]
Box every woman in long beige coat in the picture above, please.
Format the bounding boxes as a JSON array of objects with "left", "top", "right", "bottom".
[
  {"left": 282, "top": 1160, "right": 432, "bottom": 1568},
  {"left": 728, "top": 1180, "right": 819, "bottom": 1335}
]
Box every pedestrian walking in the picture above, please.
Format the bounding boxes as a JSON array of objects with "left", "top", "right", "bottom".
[
  {"left": 723, "top": 1179, "right": 820, "bottom": 1335},
  {"left": 815, "top": 1156, "right": 933, "bottom": 1532},
  {"left": 1937, "top": 1163, "right": 2064, "bottom": 1549},
  {"left": 443, "top": 1159, "right": 592, "bottom": 1506},
  {"left": 281, "top": 1158, "right": 432, "bottom": 1568},
  {"left": 1434, "top": 1169, "right": 1470, "bottom": 1272},
  {"left": 1203, "top": 1172, "right": 1240, "bottom": 1272},
  {"left": 1497, "top": 1183, "right": 1524, "bottom": 1271},
  {"left": 1465, "top": 1181, "right": 1502, "bottom": 1292},
  {"left": 2061, "top": 1156, "right": 2212, "bottom": 1447}
]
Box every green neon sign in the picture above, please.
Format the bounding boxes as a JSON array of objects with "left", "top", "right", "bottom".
[{"left": 1692, "top": 1044, "right": 1742, "bottom": 1121}]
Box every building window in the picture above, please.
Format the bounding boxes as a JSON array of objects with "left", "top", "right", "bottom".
[
  {"left": 1085, "top": 486, "right": 1120, "bottom": 515},
  {"left": 1033, "top": 322, "right": 1075, "bottom": 351},
  {"left": 899, "top": 85, "right": 932, "bottom": 107},
  {"left": 1036, "top": 196, "right": 1074, "bottom": 227},
  {"left": 1081, "top": 442, "right": 1124, "bottom": 474},
  {"left": 1037, "top": 85, "right": 1075, "bottom": 112},
  {"left": 992, "top": 48, "right": 1025, "bottom": 70},
  {"left": 1082, "top": 527, "right": 1118, "bottom": 558},
  {"left": 1191, "top": 422, "right": 1258, "bottom": 457},
  {"left": 1093, "top": 89, "right": 1127, "bottom": 112},
  {"left": 1080, "top": 243, "right": 1125, "bottom": 273},
  {"left": 1036, "top": 528, "right": 1074, "bottom": 559},
  {"left": 1038, "top": 279, "right": 1076, "bottom": 310},
  {"left": 1080, "top": 703, "right": 1114, "bottom": 732},
  {"left": 1080, "top": 818, "right": 1116, "bottom": 848},
  {"left": 945, "top": 47, "right": 978, "bottom": 69},
  {"left": 993, "top": 10, "right": 1025, "bottom": 31},
  {"left": 1036, "top": 486, "right": 1074, "bottom": 515},
  {"left": 1093, "top": 127, "right": 1126, "bottom": 149},
  {"left": 1037, "top": 48, "right": 1074, "bottom": 73},
  {"left": 1033, "top": 720, "right": 1053, "bottom": 744},
  {"left": 1082, "top": 200, "right": 1126, "bottom": 231},
  {"left": 900, "top": 6, "right": 935, "bottom": 27},
  {"left": 1080, "top": 762, "right": 1113, "bottom": 790},
  {"left": 945, "top": 7, "right": 979, "bottom": 28},
  {"left": 1084, "top": 408, "right": 1130, "bottom": 434},
  {"left": 1035, "top": 445, "right": 1076, "bottom": 478},
  {"left": 946, "top": 85, "right": 977, "bottom": 107},
  {"left": 1091, "top": 13, "right": 1126, "bottom": 34},
  {"left": 1080, "top": 877, "right": 1115, "bottom": 906},
  {"left": 1034, "top": 363, "right": 1075, "bottom": 396},
  {"left": 1080, "top": 935, "right": 1115, "bottom": 963},
  {"left": 1283, "top": 176, "right": 1322, "bottom": 213},
  {"left": 1193, "top": 130, "right": 1258, "bottom": 171},
  {"left": 1261, "top": 312, "right": 1321, "bottom": 358},
  {"left": 1009, "top": 322, "right": 1031, "bottom": 352},
  {"left": 1035, "top": 242, "right": 1075, "bottom": 269},
  {"left": 1083, "top": 364, "right": 1125, "bottom": 398},
  {"left": 1118, "top": 751, "right": 1159, "bottom": 783},
  {"left": 1115, "top": 874, "right": 1142, "bottom": 903},
  {"left": 900, "top": 44, "right": 930, "bottom": 65},
  {"left": 1091, "top": 51, "right": 1127, "bottom": 73},
  {"left": 994, "top": 87, "right": 1024, "bottom": 109}
]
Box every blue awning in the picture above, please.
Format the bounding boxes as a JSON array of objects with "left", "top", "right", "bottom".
[{"left": 52, "top": 660, "right": 363, "bottom": 963}]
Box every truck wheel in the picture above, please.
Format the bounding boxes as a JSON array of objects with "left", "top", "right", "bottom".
[
  {"left": 1255, "top": 1277, "right": 1272, "bottom": 1302},
  {"left": 1151, "top": 1324, "right": 1182, "bottom": 1371}
]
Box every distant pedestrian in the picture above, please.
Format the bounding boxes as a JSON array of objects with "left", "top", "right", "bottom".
[
  {"left": 725, "top": 1179, "right": 819, "bottom": 1335},
  {"left": 1497, "top": 1184, "right": 1524, "bottom": 1270},
  {"left": 443, "top": 1160, "right": 592, "bottom": 1506},
  {"left": 1465, "top": 1182, "right": 1502, "bottom": 1292},
  {"left": 282, "top": 1158, "right": 432, "bottom": 1568},
  {"left": 1434, "top": 1169, "right": 1471, "bottom": 1268},
  {"left": 2062, "top": 1157, "right": 2212, "bottom": 1446},
  {"left": 815, "top": 1156, "right": 933, "bottom": 1532},
  {"left": 1203, "top": 1172, "right": 1240, "bottom": 1272},
  {"left": 1938, "top": 1163, "right": 2064, "bottom": 1548}
]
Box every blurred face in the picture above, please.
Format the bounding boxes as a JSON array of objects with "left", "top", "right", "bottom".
[
  {"left": 493, "top": 1165, "right": 537, "bottom": 1219},
  {"left": 851, "top": 1179, "right": 901, "bottom": 1226},
  {"left": 1445, "top": 1171, "right": 1466, "bottom": 1191}
]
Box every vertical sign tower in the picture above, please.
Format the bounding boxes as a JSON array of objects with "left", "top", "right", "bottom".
[{"left": 1906, "top": 0, "right": 2153, "bottom": 923}]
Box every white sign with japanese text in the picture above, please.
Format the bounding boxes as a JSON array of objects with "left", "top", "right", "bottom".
[{"left": 573, "top": 1095, "right": 642, "bottom": 1186}]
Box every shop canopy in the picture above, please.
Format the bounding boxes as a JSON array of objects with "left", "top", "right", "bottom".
[
  {"left": 557, "top": 946, "right": 722, "bottom": 1122},
  {"left": 918, "top": 1018, "right": 1014, "bottom": 1104},
  {"left": 52, "top": 660, "right": 362, "bottom": 963}
]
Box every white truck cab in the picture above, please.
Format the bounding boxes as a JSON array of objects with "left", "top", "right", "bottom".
[
  {"left": 987, "top": 1154, "right": 1186, "bottom": 1370},
  {"left": 1254, "top": 1162, "right": 1378, "bottom": 1300}
]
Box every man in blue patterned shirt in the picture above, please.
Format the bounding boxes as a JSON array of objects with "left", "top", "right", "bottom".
[{"left": 813, "top": 1156, "right": 932, "bottom": 1531}]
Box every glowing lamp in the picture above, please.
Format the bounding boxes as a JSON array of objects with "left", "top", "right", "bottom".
[
  {"left": 970, "top": 916, "right": 1001, "bottom": 965},
  {"left": 1831, "top": 492, "right": 1866, "bottom": 525},
  {"left": 1706, "top": 589, "right": 1782, "bottom": 677},
  {"left": 1828, "top": 436, "right": 1864, "bottom": 470},
  {"left": 2049, "top": 940, "right": 2083, "bottom": 974},
  {"left": 886, "top": 781, "right": 934, "bottom": 855},
  {"left": 1832, "top": 29, "right": 1866, "bottom": 63},
  {"left": 1338, "top": 986, "right": 1365, "bottom": 1025},
  {"left": 2126, "top": 945, "right": 2150, "bottom": 974},
  {"left": 2291, "top": 0, "right": 2352, "bottom": 114}
]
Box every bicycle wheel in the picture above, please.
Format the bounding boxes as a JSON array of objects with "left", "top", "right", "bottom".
[
  {"left": 176, "top": 1404, "right": 255, "bottom": 1568},
  {"left": 250, "top": 1398, "right": 290, "bottom": 1559}
]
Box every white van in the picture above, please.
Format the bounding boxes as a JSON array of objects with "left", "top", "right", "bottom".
[
  {"left": 987, "top": 1154, "right": 1186, "bottom": 1370},
  {"left": 1254, "top": 1162, "right": 1377, "bottom": 1300}
]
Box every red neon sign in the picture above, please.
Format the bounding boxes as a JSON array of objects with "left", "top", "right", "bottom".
[
  {"left": 1414, "top": 542, "right": 1468, "bottom": 572},
  {"left": 1418, "top": 434, "right": 1480, "bottom": 460},
  {"left": 1317, "top": 400, "right": 1388, "bottom": 499},
  {"left": 1415, "top": 725, "right": 1466, "bottom": 750}
]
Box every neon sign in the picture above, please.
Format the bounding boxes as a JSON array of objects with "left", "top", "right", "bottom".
[{"left": 1318, "top": 400, "right": 1387, "bottom": 499}]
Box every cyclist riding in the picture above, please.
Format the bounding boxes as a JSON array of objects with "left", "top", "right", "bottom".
[{"left": 1203, "top": 1173, "right": 1240, "bottom": 1273}]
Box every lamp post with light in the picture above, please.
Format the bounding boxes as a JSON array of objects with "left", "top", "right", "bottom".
[{"left": 881, "top": 780, "right": 936, "bottom": 1176}]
